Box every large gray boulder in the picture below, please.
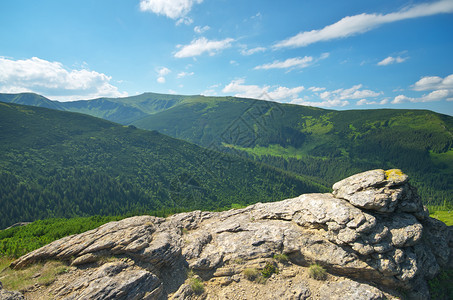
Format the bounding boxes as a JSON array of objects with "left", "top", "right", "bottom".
[{"left": 8, "top": 169, "right": 452, "bottom": 299}]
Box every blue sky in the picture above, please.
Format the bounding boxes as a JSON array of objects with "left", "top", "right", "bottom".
[{"left": 1, "top": 0, "right": 452, "bottom": 115}]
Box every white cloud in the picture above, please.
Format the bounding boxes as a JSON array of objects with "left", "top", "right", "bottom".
[
  {"left": 356, "top": 98, "right": 389, "bottom": 105},
  {"left": 176, "top": 17, "right": 193, "bottom": 26},
  {"left": 392, "top": 74, "right": 453, "bottom": 104},
  {"left": 318, "top": 84, "right": 381, "bottom": 101},
  {"left": 268, "top": 86, "right": 304, "bottom": 100},
  {"left": 241, "top": 46, "right": 266, "bottom": 56},
  {"left": 377, "top": 56, "right": 408, "bottom": 66},
  {"left": 308, "top": 86, "right": 326, "bottom": 92},
  {"left": 412, "top": 74, "right": 453, "bottom": 91},
  {"left": 157, "top": 67, "right": 171, "bottom": 76},
  {"left": 0, "top": 56, "right": 127, "bottom": 101},
  {"left": 294, "top": 84, "right": 381, "bottom": 108},
  {"left": 177, "top": 71, "right": 194, "bottom": 78},
  {"left": 194, "top": 25, "right": 210, "bottom": 34},
  {"left": 140, "top": 0, "right": 203, "bottom": 20},
  {"left": 291, "top": 98, "right": 350, "bottom": 108},
  {"left": 156, "top": 67, "right": 171, "bottom": 83},
  {"left": 255, "top": 56, "right": 313, "bottom": 70},
  {"left": 274, "top": 0, "right": 453, "bottom": 48},
  {"left": 174, "top": 37, "right": 234, "bottom": 58},
  {"left": 255, "top": 53, "right": 329, "bottom": 71},
  {"left": 222, "top": 79, "right": 304, "bottom": 102}
]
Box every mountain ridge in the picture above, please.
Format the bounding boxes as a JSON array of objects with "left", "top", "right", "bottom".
[
  {"left": 0, "top": 101, "right": 325, "bottom": 229},
  {"left": 1, "top": 92, "right": 452, "bottom": 206}
]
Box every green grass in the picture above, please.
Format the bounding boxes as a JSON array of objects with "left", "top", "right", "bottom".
[
  {"left": 429, "top": 210, "right": 453, "bottom": 226},
  {"left": 243, "top": 267, "right": 260, "bottom": 281},
  {"left": 273, "top": 253, "right": 289, "bottom": 263},
  {"left": 189, "top": 277, "right": 204, "bottom": 294},
  {"left": 0, "top": 216, "right": 125, "bottom": 258},
  {"left": 186, "top": 269, "right": 204, "bottom": 294},
  {"left": 308, "top": 264, "right": 327, "bottom": 280},
  {"left": 0, "top": 256, "right": 13, "bottom": 272},
  {"left": 0, "top": 260, "right": 69, "bottom": 291}
]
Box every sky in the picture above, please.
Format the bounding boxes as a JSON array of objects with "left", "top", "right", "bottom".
[{"left": 1, "top": 0, "right": 453, "bottom": 115}]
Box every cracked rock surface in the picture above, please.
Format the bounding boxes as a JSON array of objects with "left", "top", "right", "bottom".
[{"left": 6, "top": 169, "right": 452, "bottom": 299}]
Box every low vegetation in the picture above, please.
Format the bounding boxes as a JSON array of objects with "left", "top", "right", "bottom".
[
  {"left": 243, "top": 267, "right": 260, "bottom": 281},
  {"left": 308, "top": 263, "right": 327, "bottom": 280},
  {"left": 273, "top": 253, "right": 289, "bottom": 263},
  {"left": 0, "top": 216, "right": 125, "bottom": 258},
  {"left": 187, "top": 269, "right": 204, "bottom": 295},
  {"left": 0, "top": 260, "right": 69, "bottom": 291},
  {"left": 261, "top": 262, "right": 278, "bottom": 278},
  {"left": 429, "top": 210, "right": 453, "bottom": 226},
  {"left": 428, "top": 268, "right": 453, "bottom": 300}
]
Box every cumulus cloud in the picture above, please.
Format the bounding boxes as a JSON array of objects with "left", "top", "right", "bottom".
[
  {"left": 140, "top": 0, "right": 203, "bottom": 21},
  {"left": 156, "top": 67, "right": 171, "bottom": 83},
  {"left": 254, "top": 53, "right": 329, "bottom": 71},
  {"left": 194, "top": 25, "right": 210, "bottom": 34},
  {"left": 290, "top": 98, "right": 350, "bottom": 108},
  {"left": 176, "top": 17, "right": 194, "bottom": 26},
  {"left": 174, "top": 37, "right": 234, "bottom": 58},
  {"left": 240, "top": 46, "right": 266, "bottom": 56},
  {"left": 0, "top": 56, "right": 127, "bottom": 101},
  {"left": 293, "top": 84, "right": 382, "bottom": 108},
  {"left": 177, "top": 71, "right": 194, "bottom": 78},
  {"left": 357, "top": 98, "right": 389, "bottom": 105},
  {"left": 255, "top": 56, "right": 313, "bottom": 70},
  {"left": 412, "top": 74, "right": 453, "bottom": 91},
  {"left": 221, "top": 80, "right": 383, "bottom": 108},
  {"left": 308, "top": 86, "right": 326, "bottom": 92},
  {"left": 274, "top": 0, "right": 453, "bottom": 48},
  {"left": 318, "top": 84, "right": 381, "bottom": 101},
  {"left": 392, "top": 74, "right": 453, "bottom": 104},
  {"left": 377, "top": 56, "right": 408, "bottom": 66},
  {"left": 222, "top": 79, "right": 304, "bottom": 102}
]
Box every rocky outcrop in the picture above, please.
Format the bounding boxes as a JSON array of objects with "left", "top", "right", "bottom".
[
  {"left": 0, "top": 282, "right": 24, "bottom": 300},
  {"left": 7, "top": 169, "right": 452, "bottom": 299}
]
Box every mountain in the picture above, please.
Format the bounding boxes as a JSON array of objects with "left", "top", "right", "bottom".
[
  {"left": 132, "top": 96, "right": 453, "bottom": 204},
  {"left": 0, "top": 102, "right": 326, "bottom": 229},
  {"left": 0, "top": 93, "right": 65, "bottom": 111},
  {"left": 1, "top": 92, "right": 452, "bottom": 205}
]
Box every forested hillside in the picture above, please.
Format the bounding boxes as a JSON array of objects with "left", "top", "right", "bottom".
[
  {"left": 0, "top": 102, "right": 326, "bottom": 229},
  {"left": 2, "top": 92, "right": 452, "bottom": 206},
  {"left": 131, "top": 97, "right": 453, "bottom": 206}
]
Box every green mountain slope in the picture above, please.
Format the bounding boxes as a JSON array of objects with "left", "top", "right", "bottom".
[
  {"left": 131, "top": 97, "right": 453, "bottom": 205},
  {"left": 0, "top": 102, "right": 326, "bottom": 229},
  {"left": 0, "top": 93, "right": 65, "bottom": 111},
  {"left": 1, "top": 92, "right": 452, "bottom": 206}
]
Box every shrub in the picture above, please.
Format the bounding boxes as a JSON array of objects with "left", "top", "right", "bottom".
[
  {"left": 189, "top": 277, "right": 204, "bottom": 295},
  {"left": 261, "top": 262, "right": 278, "bottom": 278},
  {"left": 187, "top": 269, "right": 204, "bottom": 295},
  {"left": 243, "top": 267, "right": 260, "bottom": 281},
  {"left": 308, "top": 263, "right": 326, "bottom": 280}
]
